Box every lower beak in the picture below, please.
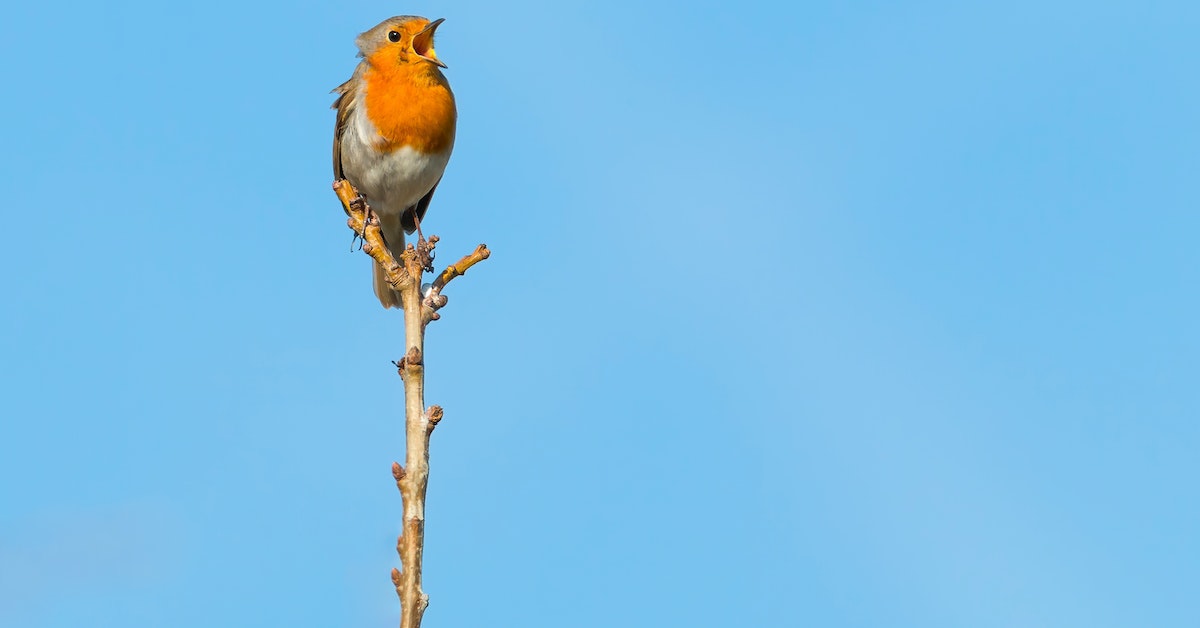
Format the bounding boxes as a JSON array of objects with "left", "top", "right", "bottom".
[{"left": 413, "top": 18, "right": 447, "bottom": 68}]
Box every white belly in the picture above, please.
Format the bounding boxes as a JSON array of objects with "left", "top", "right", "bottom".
[{"left": 340, "top": 104, "right": 451, "bottom": 221}]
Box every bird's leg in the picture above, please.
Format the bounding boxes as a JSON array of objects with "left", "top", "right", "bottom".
[
  {"left": 412, "top": 211, "right": 425, "bottom": 244},
  {"left": 347, "top": 189, "right": 371, "bottom": 251},
  {"left": 359, "top": 205, "right": 374, "bottom": 248}
]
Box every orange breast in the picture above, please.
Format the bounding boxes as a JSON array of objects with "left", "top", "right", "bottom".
[{"left": 362, "top": 59, "right": 457, "bottom": 155}]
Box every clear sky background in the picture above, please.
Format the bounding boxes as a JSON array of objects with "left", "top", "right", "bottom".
[{"left": 2, "top": 1, "right": 1198, "bottom": 626}]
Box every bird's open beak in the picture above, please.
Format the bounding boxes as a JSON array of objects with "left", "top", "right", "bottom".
[{"left": 413, "top": 18, "right": 447, "bottom": 68}]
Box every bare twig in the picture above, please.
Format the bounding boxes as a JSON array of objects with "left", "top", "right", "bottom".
[
  {"left": 333, "top": 180, "right": 411, "bottom": 294},
  {"left": 333, "top": 179, "right": 490, "bottom": 628},
  {"left": 431, "top": 244, "right": 491, "bottom": 293},
  {"left": 423, "top": 244, "right": 491, "bottom": 322}
]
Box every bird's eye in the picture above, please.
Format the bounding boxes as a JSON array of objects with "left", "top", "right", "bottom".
[{"left": 388, "top": 30, "right": 401, "bottom": 43}]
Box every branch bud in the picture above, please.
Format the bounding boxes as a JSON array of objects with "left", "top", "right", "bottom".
[{"left": 427, "top": 405, "right": 444, "bottom": 434}]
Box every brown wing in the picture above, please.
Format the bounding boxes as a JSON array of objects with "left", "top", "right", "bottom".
[
  {"left": 402, "top": 176, "right": 442, "bottom": 234},
  {"left": 331, "top": 76, "right": 357, "bottom": 180}
]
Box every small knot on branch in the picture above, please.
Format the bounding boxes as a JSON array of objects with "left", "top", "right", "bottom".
[
  {"left": 412, "top": 235, "right": 438, "bottom": 274},
  {"left": 392, "top": 346, "right": 423, "bottom": 377},
  {"left": 426, "top": 405, "right": 444, "bottom": 434},
  {"left": 423, "top": 293, "right": 449, "bottom": 311}
]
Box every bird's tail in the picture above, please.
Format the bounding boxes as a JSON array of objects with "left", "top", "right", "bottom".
[{"left": 372, "top": 217, "right": 405, "bottom": 309}]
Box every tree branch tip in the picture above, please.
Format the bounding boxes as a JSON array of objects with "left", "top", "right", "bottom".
[
  {"left": 427, "top": 243, "right": 493, "bottom": 296},
  {"left": 332, "top": 179, "right": 352, "bottom": 200},
  {"left": 332, "top": 179, "right": 367, "bottom": 215}
]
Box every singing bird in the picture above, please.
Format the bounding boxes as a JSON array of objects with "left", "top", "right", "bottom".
[{"left": 332, "top": 16, "right": 457, "bottom": 308}]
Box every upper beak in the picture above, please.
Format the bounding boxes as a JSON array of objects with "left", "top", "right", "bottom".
[{"left": 413, "top": 18, "right": 447, "bottom": 68}]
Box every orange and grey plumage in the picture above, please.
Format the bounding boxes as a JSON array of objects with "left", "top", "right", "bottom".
[{"left": 333, "top": 16, "right": 456, "bottom": 308}]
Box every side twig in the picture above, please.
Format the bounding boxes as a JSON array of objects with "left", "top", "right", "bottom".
[
  {"left": 423, "top": 244, "right": 490, "bottom": 323},
  {"left": 333, "top": 179, "right": 489, "bottom": 628}
]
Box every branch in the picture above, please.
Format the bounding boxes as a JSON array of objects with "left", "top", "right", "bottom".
[
  {"left": 332, "top": 179, "right": 490, "bottom": 628},
  {"left": 431, "top": 244, "right": 490, "bottom": 293},
  {"left": 423, "top": 244, "right": 491, "bottom": 322},
  {"left": 332, "top": 179, "right": 417, "bottom": 293}
]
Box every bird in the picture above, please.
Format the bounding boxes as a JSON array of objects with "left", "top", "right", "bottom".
[{"left": 332, "top": 16, "right": 457, "bottom": 308}]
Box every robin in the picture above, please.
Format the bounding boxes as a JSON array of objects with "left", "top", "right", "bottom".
[{"left": 332, "top": 16, "right": 457, "bottom": 308}]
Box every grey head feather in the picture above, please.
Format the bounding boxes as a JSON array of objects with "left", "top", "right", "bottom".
[{"left": 355, "top": 15, "right": 422, "bottom": 57}]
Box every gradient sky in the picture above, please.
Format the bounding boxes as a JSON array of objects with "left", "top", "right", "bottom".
[{"left": 3, "top": 1, "right": 1198, "bottom": 626}]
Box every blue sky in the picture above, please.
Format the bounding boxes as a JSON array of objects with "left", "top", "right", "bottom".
[{"left": 2, "top": 1, "right": 1198, "bottom": 626}]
